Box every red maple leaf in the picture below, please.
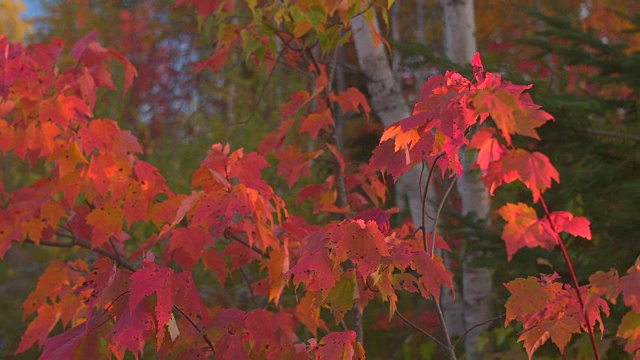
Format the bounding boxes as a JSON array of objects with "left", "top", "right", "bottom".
[
  {"left": 317, "top": 330, "right": 364, "bottom": 360},
  {"left": 410, "top": 250, "right": 454, "bottom": 301},
  {"left": 165, "top": 227, "right": 212, "bottom": 269},
  {"left": 40, "top": 314, "right": 108, "bottom": 360},
  {"left": 473, "top": 87, "right": 552, "bottom": 146},
  {"left": 330, "top": 87, "right": 371, "bottom": 119},
  {"left": 287, "top": 233, "right": 340, "bottom": 298},
  {"left": 109, "top": 300, "right": 155, "bottom": 359},
  {"left": 469, "top": 127, "right": 506, "bottom": 171},
  {"left": 275, "top": 146, "right": 323, "bottom": 187},
  {"left": 280, "top": 90, "right": 311, "bottom": 119},
  {"left": 39, "top": 94, "right": 92, "bottom": 128},
  {"left": 229, "top": 150, "right": 270, "bottom": 191},
  {"left": 366, "top": 139, "right": 410, "bottom": 181},
  {"left": 190, "top": 186, "right": 254, "bottom": 237},
  {"left": 195, "top": 46, "right": 231, "bottom": 73},
  {"left": 300, "top": 109, "right": 334, "bottom": 139},
  {"left": 262, "top": 244, "right": 289, "bottom": 305},
  {"left": 326, "top": 219, "right": 390, "bottom": 278},
  {"left": 549, "top": 211, "right": 591, "bottom": 240},
  {"left": 85, "top": 204, "right": 124, "bottom": 248},
  {"left": 621, "top": 266, "right": 640, "bottom": 312},
  {"left": 78, "top": 257, "right": 116, "bottom": 319},
  {"left": 202, "top": 248, "right": 229, "bottom": 285},
  {"left": 129, "top": 261, "right": 175, "bottom": 331},
  {"left": 504, "top": 276, "right": 561, "bottom": 326},
  {"left": 222, "top": 241, "right": 261, "bottom": 270},
  {"left": 22, "top": 260, "right": 83, "bottom": 317},
  {"left": 497, "top": 203, "right": 557, "bottom": 260},
  {"left": 484, "top": 149, "right": 559, "bottom": 202}
]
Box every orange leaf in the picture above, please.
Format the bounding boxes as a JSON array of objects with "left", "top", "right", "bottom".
[
  {"left": 86, "top": 204, "right": 124, "bottom": 248},
  {"left": 518, "top": 318, "right": 581, "bottom": 359},
  {"left": 497, "top": 203, "right": 557, "bottom": 260},
  {"left": 300, "top": 109, "right": 333, "bottom": 139},
  {"left": 16, "top": 304, "right": 61, "bottom": 354},
  {"left": 276, "top": 146, "right": 323, "bottom": 187}
]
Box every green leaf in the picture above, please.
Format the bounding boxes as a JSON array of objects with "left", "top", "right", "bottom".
[{"left": 326, "top": 272, "right": 356, "bottom": 324}]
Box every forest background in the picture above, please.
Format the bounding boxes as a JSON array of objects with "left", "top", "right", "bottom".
[{"left": 0, "top": 0, "right": 639, "bottom": 359}]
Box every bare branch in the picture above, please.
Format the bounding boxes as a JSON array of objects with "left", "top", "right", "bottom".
[
  {"left": 395, "top": 310, "right": 448, "bottom": 350},
  {"left": 32, "top": 233, "right": 137, "bottom": 272},
  {"left": 453, "top": 314, "right": 505, "bottom": 350},
  {"left": 430, "top": 176, "right": 457, "bottom": 257},
  {"left": 586, "top": 128, "right": 640, "bottom": 142}
]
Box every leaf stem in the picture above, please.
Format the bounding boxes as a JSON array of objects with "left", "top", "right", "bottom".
[{"left": 539, "top": 196, "right": 599, "bottom": 360}]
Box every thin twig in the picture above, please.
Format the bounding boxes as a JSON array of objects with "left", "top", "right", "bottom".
[
  {"left": 453, "top": 314, "right": 506, "bottom": 349},
  {"left": 430, "top": 176, "right": 457, "bottom": 257},
  {"left": 238, "top": 267, "right": 259, "bottom": 307},
  {"left": 174, "top": 305, "right": 216, "bottom": 355},
  {"left": 585, "top": 128, "right": 640, "bottom": 142},
  {"left": 539, "top": 197, "right": 599, "bottom": 360},
  {"left": 241, "top": 47, "right": 286, "bottom": 125},
  {"left": 421, "top": 154, "right": 445, "bottom": 253},
  {"left": 38, "top": 233, "right": 137, "bottom": 272},
  {"left": 224, "top": 230, "right": 266, "bottom": 257},
  {"left": 109, "top": 237, "right": 126, "bottom": 264},
  {"left": 430, "top": 295, "right": 457, "bottom": 359},
  {"left": 395, "top": 310, "right": 448, "bottom": 350}
]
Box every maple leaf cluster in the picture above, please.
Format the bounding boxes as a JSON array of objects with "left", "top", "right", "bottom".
[{"left": 504, "top": 263, "right": 640, "bottom": 358}]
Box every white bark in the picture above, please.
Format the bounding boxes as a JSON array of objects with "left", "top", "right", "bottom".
[
  {"left": 442, "top": 0, "right": 493, "bottom": 358},
  {"left": 352, "top": 11, "right": 458, "bottom": 357},
  {"left": 443, "top": 0, "right": 477, "bottom": 64},
  {"left": 350, "top": 10, "right": 428, "bottom": 232}
]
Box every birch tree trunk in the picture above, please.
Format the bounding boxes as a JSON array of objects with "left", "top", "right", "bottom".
[
  {"left": 443, "top": 1, "right": 493, "bottom": 359},
  {"left": 351, "top": 10, "right": 455, "bottom": 354},
  {"left": 350, "top": 12, "right": 429, "bottom": 233}
]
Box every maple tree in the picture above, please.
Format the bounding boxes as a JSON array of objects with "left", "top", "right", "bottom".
[{"left": 0, "top": 0, "right": 639, "bottom": 359}]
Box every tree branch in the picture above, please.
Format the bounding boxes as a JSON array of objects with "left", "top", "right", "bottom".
[
  {"left": 174, "top": 305, "right": 216, "bottom": 355},
  {"left": 430, "top": 176, "right": 457, "bottom": 257},
  {"left": 35, "top": 233, "right": 137, "bottom": 272},
  {"left": 453, "top": 314, "right": 505, "bottom": 350},
  {"left": 30, "top": 232, "right": 218, "bottom": 355},
  {"left": 539, "top": 197, "right": 599, "bottom": 360},
  {"left": 585, "top": 128, "right": 640, "bottom": 142},
  {"left": 395, "top": 310, "right": 448, "bottom": 350},
  {"left": 224, "top": 230, "right": 266, "bottom": 257}
]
